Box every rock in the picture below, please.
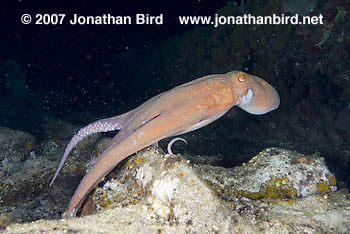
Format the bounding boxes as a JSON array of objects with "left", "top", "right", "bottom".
[
  {"left": 93, "top": 147, "right": 234, "bottom": 233},
  {"left": 0, "top": 124, "right": 100, "bottom": 224},
  {"left": 196, "top": 148, "right": 337, "bottom": 200},
  {"left": 5, "top": 147, "right": 235, "bottom": 233},
  {"left": 0, "top": 153, "right": 59, "bottom": 224},
  {"left": 0, "top": 126, "right": 36, "bottom": 174},
  {"left": 4, "top": 147, "right": 350, "bottom": 233}
]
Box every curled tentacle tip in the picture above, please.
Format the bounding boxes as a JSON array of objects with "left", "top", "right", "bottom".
[{"left": 167, "top": 137, "right": 188, "bottom": 155}]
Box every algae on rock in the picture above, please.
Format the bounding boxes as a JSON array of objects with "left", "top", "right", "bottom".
[{"left": 196, "top": 148, "right": 337, "bottom": 201}]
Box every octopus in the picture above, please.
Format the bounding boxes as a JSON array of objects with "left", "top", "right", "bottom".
[{"left": 50, "top": 71, "right": 280, "bottom": 217}]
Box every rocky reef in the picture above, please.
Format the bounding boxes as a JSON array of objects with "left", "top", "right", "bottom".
[
  {"left": 197, "top": 148, "right": 337, "bottom": 200},
  {"left": 0, "top": 127, "right": 36, "bottom": 175},
  {"left": 0, "top": 122, "right": 101, "bottom": 224},
  {"left": 1, "top": 125, "right": 349, "bottom": 233}
]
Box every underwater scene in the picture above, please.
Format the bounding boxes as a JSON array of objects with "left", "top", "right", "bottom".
[{"left": 1, "top": 0, "right": 350, "bottom": 233}]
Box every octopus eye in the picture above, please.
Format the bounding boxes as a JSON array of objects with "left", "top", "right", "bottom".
[{"left": 238, "top": 73, "right": 246, "bottom": 82}]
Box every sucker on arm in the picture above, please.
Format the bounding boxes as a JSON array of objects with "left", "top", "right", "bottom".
[
  {"left": 51, "top": 70, "right": 280, "bottom": 217},
  {"left": 49, "top": 110, "right": 139, "bottom": 186}
]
